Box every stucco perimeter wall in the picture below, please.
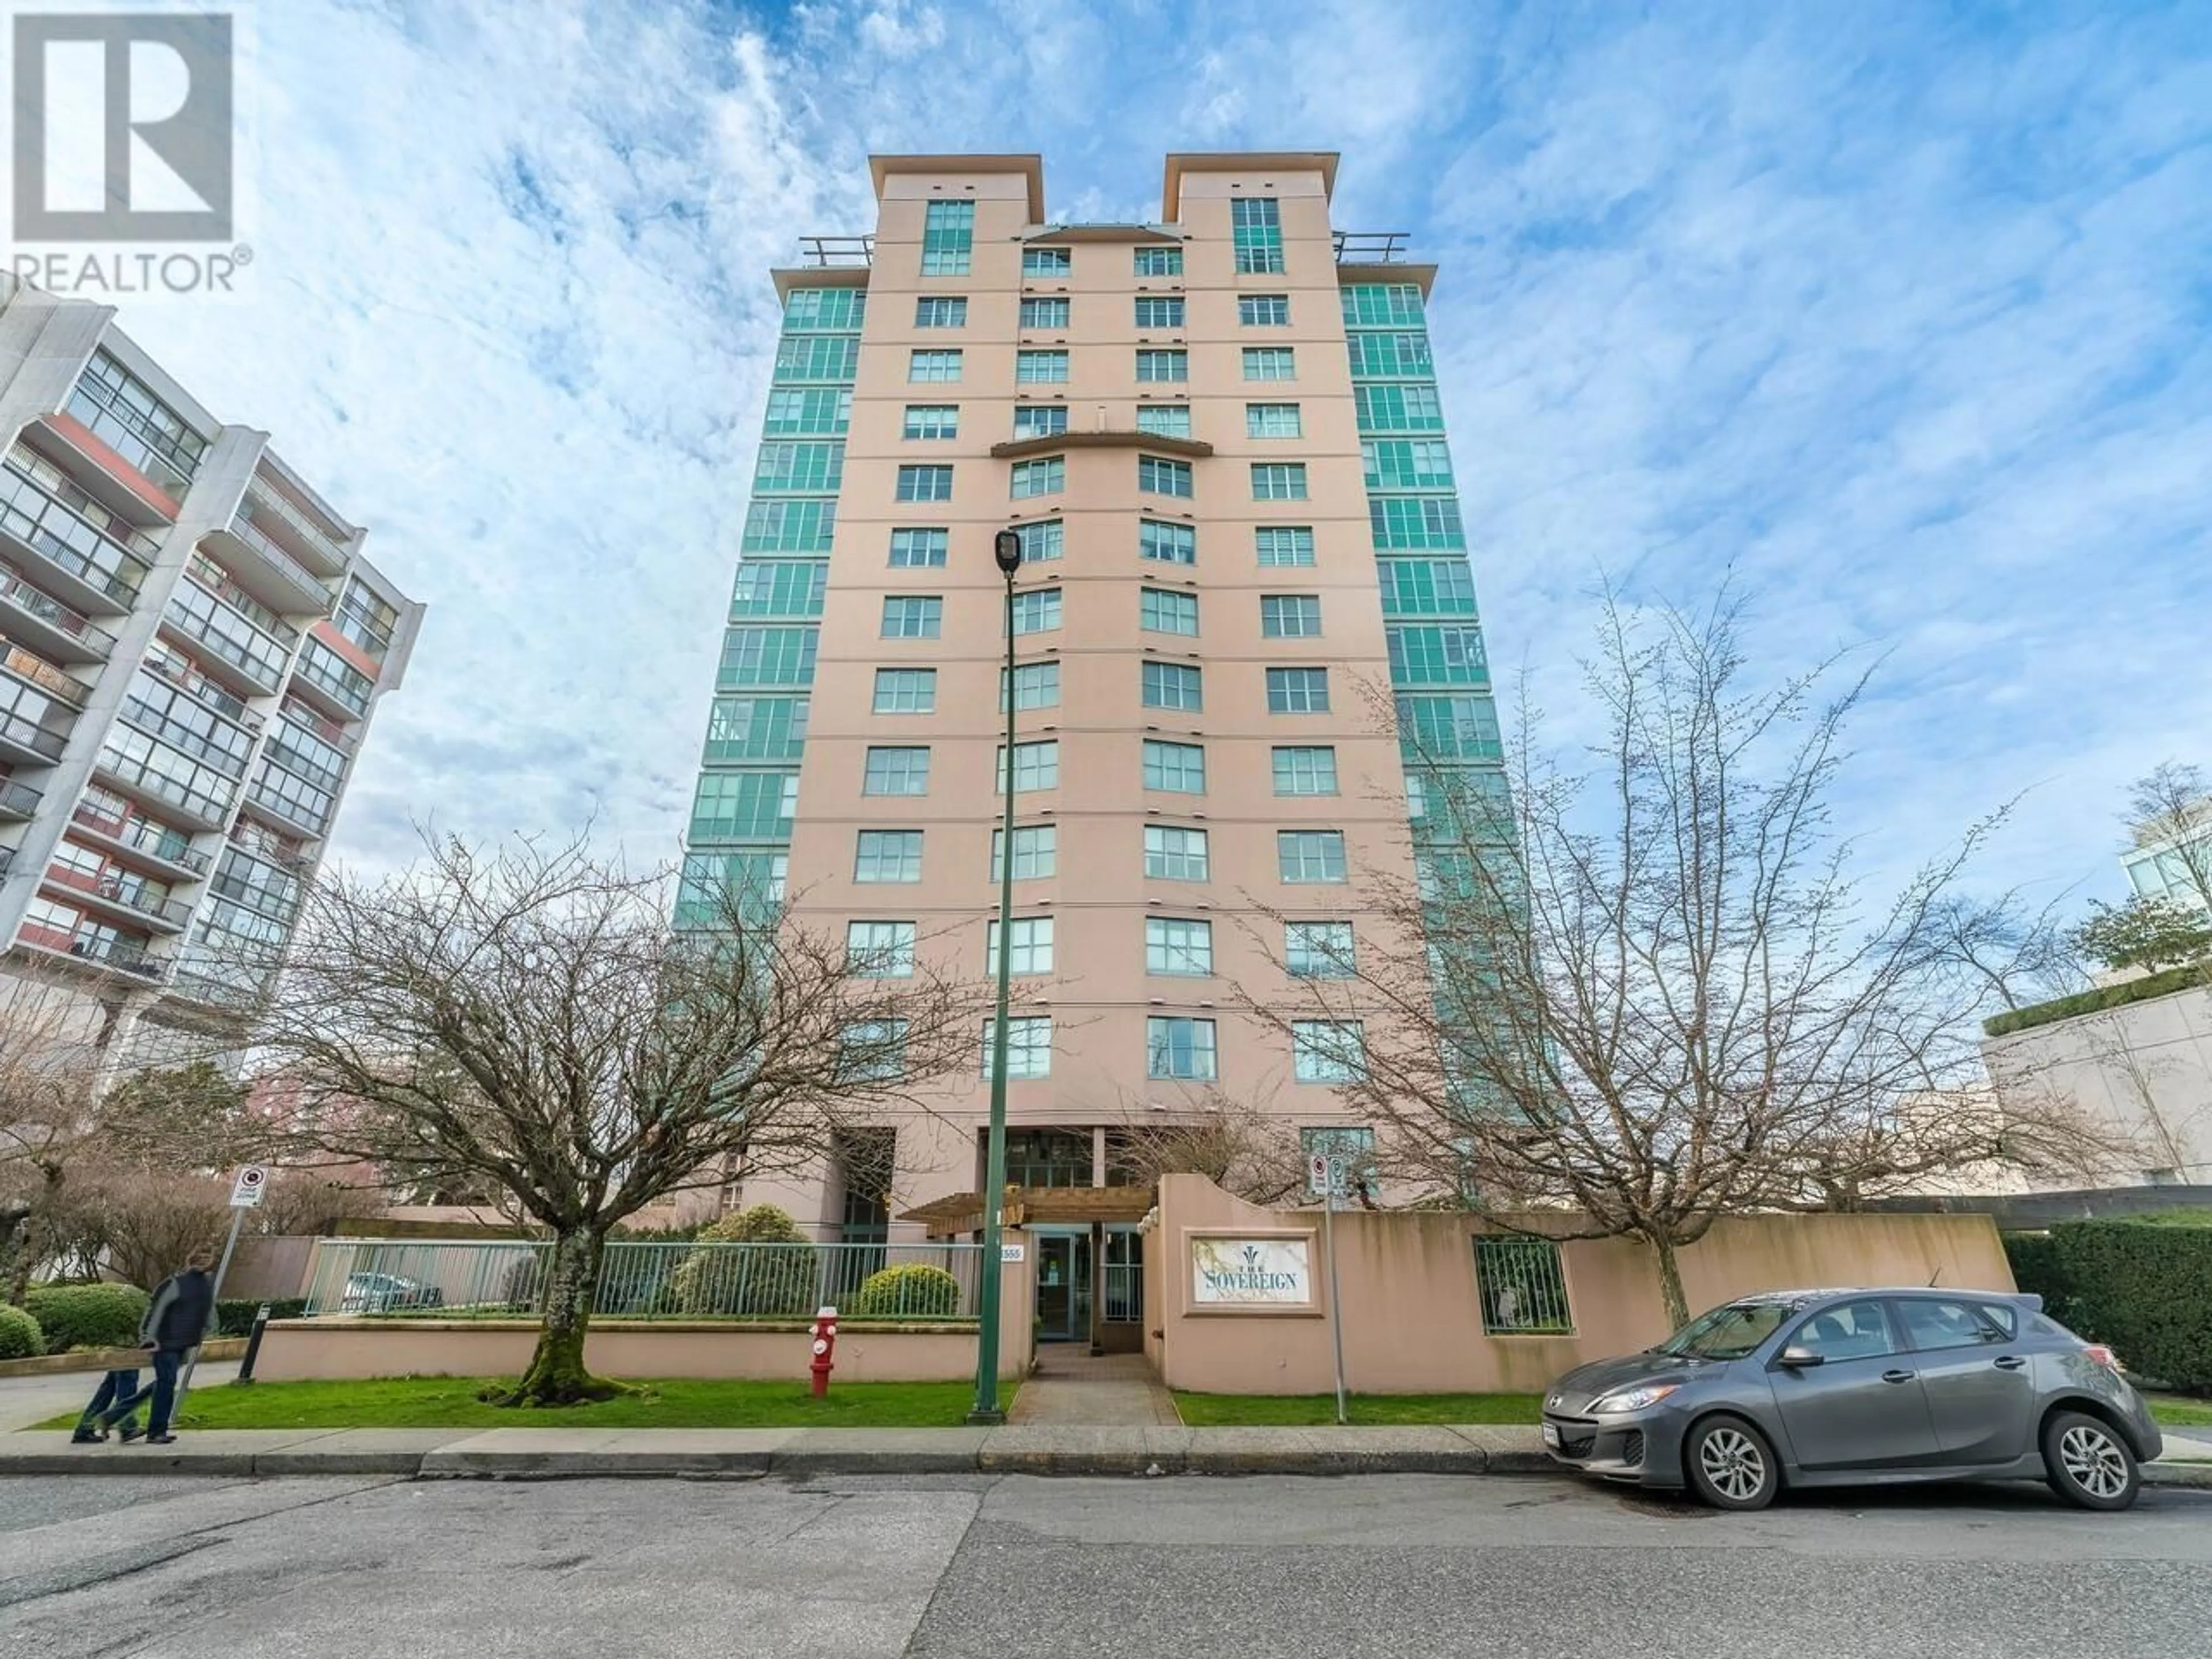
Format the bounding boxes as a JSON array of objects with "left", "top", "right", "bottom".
[
  {"left": 257, "top": 1238, "right": 1035, "bottom": 1384},
  {"left": 1152, "top": 1175, "right": 2014, "bottom": 1397}
]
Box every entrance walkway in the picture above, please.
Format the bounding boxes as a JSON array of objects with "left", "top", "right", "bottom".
[{"left": 1008, "top": 1349, "right": 1181, "bottom": 1426}]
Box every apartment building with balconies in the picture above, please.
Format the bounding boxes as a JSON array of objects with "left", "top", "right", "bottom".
[
  {"left": 0, "top": 276, "right": 421, "bottom": 1053},
  {"left": 678, "top": 154, "right": 1507, "bottom": 1341}
]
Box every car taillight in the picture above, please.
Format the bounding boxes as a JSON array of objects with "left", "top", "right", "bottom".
[{"left": 2082, "top": 1343, "right": 2123, "bottom": 1374}]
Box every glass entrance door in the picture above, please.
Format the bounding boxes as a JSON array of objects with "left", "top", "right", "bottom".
[{"left": 1033, "top": 1232, "right": 1092, "bottom": 1342}]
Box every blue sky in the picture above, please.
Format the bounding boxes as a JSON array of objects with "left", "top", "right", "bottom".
[{"left": 112, "top": 0, "right": 2212, "bottom": 917}]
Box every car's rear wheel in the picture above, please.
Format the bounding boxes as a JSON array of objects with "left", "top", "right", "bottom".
[
  {"left": 2042, "top": 1410, "right": 2139, "bottom": 1512},
  {"left": 1683, "top": 1414, "right": 1778, "bottom": 1512}
]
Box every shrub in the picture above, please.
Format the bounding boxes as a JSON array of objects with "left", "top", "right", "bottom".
[
  {"left": 2005, "top": 1222, "right": 2212, "bottom": 1393},
  {"left": 0, "top": 1305, "right": 41, "bottom": 1360},
  {"left": 213, "top": 1298, "right": 309, "bottom": 1338},
  {"left": 849, "top": 1264, "right": 961, "bottom": 1319},
  {"left": 668, "top": 1205, "right": 819, "bottom": 1317},
  {"left": 23, "top": 1283, "right": 147, "bottom": 1352}
]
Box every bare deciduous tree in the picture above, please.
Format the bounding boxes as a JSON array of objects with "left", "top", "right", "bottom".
[
  {"left": 257, "top": 835, "right": 981, "bottom": 1406},
  {"left": 1106, "top": 1089, "right": 1312, "bottom": 1209},
  {"left": 2126, "top": 761, "right": 2212, "bottom": 913},
  {"left": 1245, "top": 589, "right": 2128, "bottom": 1327}
]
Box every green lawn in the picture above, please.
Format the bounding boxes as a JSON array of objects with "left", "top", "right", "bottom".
[
  {"left": 34, "top": 1376, "right": 997, "bottom": 1431},
  {"left": 1173, "top": 1391, "right": 1542, "bottom": 1427},
  {"left": 2148, "top": 1393, "right": 2212, "bottom": 1428}
]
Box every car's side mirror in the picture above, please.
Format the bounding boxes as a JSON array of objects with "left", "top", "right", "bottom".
[{"left": 1777, "top": 1346, "right": 1825, "bottom": 1369}]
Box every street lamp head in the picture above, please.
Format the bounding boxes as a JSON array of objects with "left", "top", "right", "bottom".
[{"left": 993, "top": 528, "right": 1024, "bottom": 577}]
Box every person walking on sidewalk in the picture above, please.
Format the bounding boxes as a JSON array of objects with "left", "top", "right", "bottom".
[
  {"left": 98, "top": 1249, "right": 217, "bottom": 1445},
  {"left": 70, "top": 1363, "right": 143, "bottom": 1445}
]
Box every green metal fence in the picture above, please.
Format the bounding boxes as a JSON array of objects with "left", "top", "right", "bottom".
[{"left": 302, "top": 1237, "right": 982, "bottom": 1321}]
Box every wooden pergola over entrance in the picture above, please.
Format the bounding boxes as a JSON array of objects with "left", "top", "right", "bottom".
[{"left": 899, "top": 1186, "right": 1157, "bottom": 1355}]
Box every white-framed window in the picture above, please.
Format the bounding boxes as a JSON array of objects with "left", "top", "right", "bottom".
[
  {"left": 986, "top": 916, "right": 1055, "bottom": 977},
  {"left": 1285, "top": 921, "right": 1355, "bottom": 978},
  {"left": 1139, "top": 456, "right": 1194, "bottom": 497},
  {"left": 1363, "top": 438, "right": 1456, "bottom": 490},
  {"left": 1016, "top": 350, "right": 1070, "bottom": 384},
  {"left": 1020, "top": 297, "right": 1071, "bottom": 329},
  {"left": 1014, "top": 519, "right": 1063, "bottom": 562},
  {"left": 991, "top": 824, "right": 1058, "bottom": 881},
  {"left": 1243, "top": 347, "right": 1296, "bottom": 381},
  {"left": 1002, "top": 661, "right": 1060, "bottom": 712},
  {"left": 846, "top": 920, "right": 916, "bottom": 978},
  {"left": 1146, "top": 917, "right": 1214, "bottom": 977},
  {"left": 1262, "top": 594, "right": 1323, "bottom": 637},
  {"left": 1246, "top": 403, "right": 1302, "bottom": 440},
  {"left": 1011, "top": 457, "right": 1065, "bottom": 498},
  {"left": 1139, "top": 520, "right": 1196, "bottom": 565},
  {"left": 1136, "top": 406, "right": 1193, "bottom": 438},
  {"left": 1231, "top": 197, "right": 1284, "bottom": 274},
  {"left": 872, "top": 668, "right": 936, "bottom": 714},
  {"left": 881, "top": 596, "right": 942, "bottom": 639},
  {"left": 1252, "top": 464, "right": 1309, "bottom": 501},
  {"left": 1272, "top": 746, "right": 1339, "bottom": 796},
  {"left": 1134, "top": 247, "right": 1183, "bottom": 276},
  {"left": 1135, "top": 297, "right": 1185, "bottom": 329},
  {"left": 1147, "top": 1016, "right": 1218, "bottom": 1080},
  {"left": 1238, "top": 294, "right": 1290, "bottom": 326},
  {"left": 1010, "top": 589, "right": 1062, "bottom": 635},
  {"left": 1135, "top": 349, "right": 1188, "bottom": 382},
  {"left": 888, "top": 527, "right": 948, "bottom": 567},
  {"left": 862, "top": 746, "right": 931, "bottom": 796},
  {"left": 839, "top": 1019, "right": 908, "bottom": 1082},
  {"left": 896, "top": 464, "right": 954, "bottom": 502},
  {"left": 854, "top": 830, "right": 923, "bottom": 882},
  {"left": 1143, "top": 825, "right": 1210, "bottom": 881},
  {"left": 1142, "top": 661, "right": 1202, "bottom": 712},
  {"left": 1256, "top": 527, "right": 1316, "bottom": 567},
  {"left": 922, "top": 202, "right": 974, "bottom": 275},
  {"left": 1293, "top": 1020, "right": 1366, "bottom": 1083},
  {"left": 1141, "top": 588, "right": 1199, "bottom": 636},
  {"left": 996, "top": 738, "right": 1060, "bottom": 793},
  {"left": 1014, "top": 406, "right": 1069, "bottom": 438},
  {"left": 983, "top": 1015, "right": 1054, "bottom": 1080},
  {"left": 908, "top": 349, "right": 963, "bottom": 383},
  {"left": 1022, "top": 247, "right": 1072, "bottom": 276},
  {"left": 902, "top": 404, "right": 959, "bottom": 440},
  {"left": 915, "top": 296, "right": 967, "bottom": 327},
  {"left": 1267, "top": 666, "right": 1330, "bottom": 712},
  {"left": 1278, "top": 830, "right": 1347, "bottom": 884},
  {"left": 1142, "top": 739, "right": 1206, "bottom": 794}
]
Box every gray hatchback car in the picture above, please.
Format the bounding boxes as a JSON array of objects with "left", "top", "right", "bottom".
[{"left": 1541, "top": 1287, "right": 2161, "bottom": 1511}]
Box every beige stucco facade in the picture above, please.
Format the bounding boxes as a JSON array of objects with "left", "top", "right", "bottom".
[{"left": 714, "top": 153, "right": 1470, "bottom": 1258}]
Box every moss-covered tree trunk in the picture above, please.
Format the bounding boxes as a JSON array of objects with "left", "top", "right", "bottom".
[
  {"left": 1650, "top": 1232, "right": 1690, "bottom": 1332},
  {"left": 499, "top": 1224, "right": 627, "bottom": 1407}
]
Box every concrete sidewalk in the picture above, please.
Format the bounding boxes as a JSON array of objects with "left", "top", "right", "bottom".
[{"left": 5, "top": 1423, "right": 2210, "bottom": 1485}]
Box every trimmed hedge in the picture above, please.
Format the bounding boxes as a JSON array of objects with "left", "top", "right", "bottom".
[
  {"left": 850, "top": 1264, "right": 961, "bottom": 1319},
  {"left": 23, "top": 1283, "right": 147, "bottom": 1353},
  {"left": 2005, "top": 1221, "right": 2212, "bottom": 1392},
  {"left": 1983, "top": 961, "right": 2210, "bottom": 1038},
  {"left": 214, "top": 1298, "right": 309, "bottom": 1338},
  {"left": 0, "top": 1305, "right": 41, "bottom": 1360}
]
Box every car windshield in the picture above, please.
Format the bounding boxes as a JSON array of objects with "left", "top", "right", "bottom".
[{"left": 1656, "top": 1300, "right": 1796, "bottom": 1361}]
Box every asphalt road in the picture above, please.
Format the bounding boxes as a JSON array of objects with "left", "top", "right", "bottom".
[{"left": 3, "top": 1471, "right": 2210, "bottom": 1658}]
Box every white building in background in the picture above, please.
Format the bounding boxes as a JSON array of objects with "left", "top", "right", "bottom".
[
  {"left": 2122, "top": 800, "right": 2212, "bottom": 915},
  {"left": 0, "top": 277, "right": 421, "bottom": 1060}
]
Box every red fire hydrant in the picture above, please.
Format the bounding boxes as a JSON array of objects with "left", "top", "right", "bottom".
[{"left": 810, "top": 1305, "right": 839, "bottom": 1397}]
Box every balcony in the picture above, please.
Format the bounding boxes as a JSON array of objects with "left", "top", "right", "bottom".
[
  {"left": 1334, "top": 230, "right": 1412, "bottom": 264},
  {"left": 0, "top": 565, "right": 116, "bottom": 664},
  {"left": 0, "top": 675, "right": 74, "bottom": 767},
  {"left": 289, "top": 645, "right": 373, "bottom": 719},
  {"left": 210, "top": 862, "right": 301, "bottom": 925},
  {"left": 243, "top": 480, "right": 352, "bottom": 578},
  {"left": 3, "top": 643, "right": 92, "bottom": 710},
  {"left": 93, "top": 744, "right": 238, "bottom": 832},
  {"left": 264, "top": 721, "right": 346, "bottom": 791},
  {"left": 243, "top": 780, "right": 331, "bottom": 840},
  {"left": 41, "top": 864, "right": 194, "bottom": 933},
  {"left": 229, "top": 823, "right": 313, "bottom": 874},
  {"left": 70, "top": 798, "right": 210, "bottom": 877},
  {"left": 16, "top": 923, "right": 164, "bottom": 982},
  {"left": 117, "top": 692, "right": 254, "bottom": 781},
  {"left": 204, "top": 510, "right": 336, "bottom": 617},
  {"left": 0, "top": 777, "right": 40, "bottom": 820},
  {"left": 0, "top": 453, "right": 156, "bottom": 615},
  {"left": 161, "top": 574, "right": 295, "bottom": 699},
  {"left": 278, "top": 696, "right": 356, "bottom": 752},
  {"left": 143, "top": 652, "right": 262, "bottom": 733}
]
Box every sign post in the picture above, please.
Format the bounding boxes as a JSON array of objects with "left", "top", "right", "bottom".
[
  {"left": 1311, "top": 1152, "right": 1350, "bottom": 1425},
  {"left": 178, "top": 1165, "right": 266, "bottom": 1415}
]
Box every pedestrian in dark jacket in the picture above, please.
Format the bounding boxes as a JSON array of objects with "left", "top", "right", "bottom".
[{"left": 99, "top": 1249, "right": 216, "bottom": 1444}]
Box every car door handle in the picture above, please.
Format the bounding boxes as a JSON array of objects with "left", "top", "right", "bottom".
[
  {"left": 1993, "top": 1356, "right": 2027, "bottom": 1370},
  {"left": 1881, "top": 1369, "right": 1916, "bottom": 1384}
]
